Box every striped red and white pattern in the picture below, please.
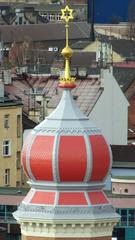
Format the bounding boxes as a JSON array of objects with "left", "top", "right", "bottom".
[
  {"left": 22, "top": 133, "right": 111, "bottom": 183},
  {"left": 22, "top": 190, "right": 109, "bottom": 206}
]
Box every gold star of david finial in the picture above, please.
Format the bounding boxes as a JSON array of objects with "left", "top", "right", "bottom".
[
  {"left": 61, "top": 5, "right": 73, "bottom": 23},
  {"left": 59, "top": 2, "right": 76, "bottom": 89}
]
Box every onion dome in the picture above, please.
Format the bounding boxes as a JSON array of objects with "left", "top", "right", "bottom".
[
  {"left": 22, "top": 89, "right": 111, "bottom": 186},
  {"left": 21, "top": 86, "right": 112, "bottom": 207},
  {"left": 22, "top": 4, "right": 111, "bottom": 188}
]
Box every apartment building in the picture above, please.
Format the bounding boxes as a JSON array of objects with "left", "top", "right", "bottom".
[{"left": 0, "top": 81, "right": 23, "bottom": 187}]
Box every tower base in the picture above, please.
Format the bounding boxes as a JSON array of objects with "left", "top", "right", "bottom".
[
  {"left": 14, "top": 202, "right": 119, "bottom": 240},
  {"left": 22, "top": 237, "right": 111, "bottom": 240}
]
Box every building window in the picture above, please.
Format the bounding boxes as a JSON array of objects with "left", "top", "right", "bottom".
[
  {"left": 2, "top": 10, "right": 6, "bottom": 15},
  {"left": 49, "top": 14, "right": 55, "bottom": 21},
  {"left": 19, "top": 16, "right": 22, "bottom": 25},
  {"left": 17, "top": 115, "right": 21, "bottom": 137},
  {"left": 121, "top": 209, "right": 127, "bottom": 226},
  {"left": 129, "top": 209, "right": 135, "bottom": 226},
  {"left": 113, "top": 187, "right": 115, "bottom": 191},
  {"left": 16, "top": 151, "right": 21, "bottom": 169},
  {"left": 3, "top": 140, "right": 11, "bottom": 157},
  {"left": 125, "top": 188, "right": 128, "bottom": 193},
  {"left": 4, "top": 169, "right": 10, "bottom": 186},
  {"left": 4, "top": 114, "right": 9, "bottom": 128},
  {"left": 57, "top": 14, "right": 61, "bottom": 21}
]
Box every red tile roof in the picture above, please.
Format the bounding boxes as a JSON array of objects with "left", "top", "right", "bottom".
[{"left": 5, "top": 76, "right": 103, "bottom": 117}]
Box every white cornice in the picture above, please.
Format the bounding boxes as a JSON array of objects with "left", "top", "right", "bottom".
[
  {"left": 111, "top": 178, "right": 135, "bottom": 184},
  {"left": 20, "top": 220, "right": 117, "bottom": 238}
]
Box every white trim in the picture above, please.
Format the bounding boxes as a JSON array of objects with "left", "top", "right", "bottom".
[
  {"left": 28, "top": 180, "right": 105, "bottom": 190},
  {"left": 52, "top": 134, "right": 60, "bottom": 182},
  {"left": 22, "top": 189, "right": 36, "bottom": 204},
  {"left": 26, "top": 133, "right": 36, "bottom": 181},
  {"left": 84, "top": 191, "right": 91, "bottom": 205},
  {"left": 54, "top": 191, "right": 59, "bottom": 205},
  {"left": 103, "top": 142, "right": 112, "bottom": 183},
  {"left": 102, "top": 190, "right": 110, "bottom": 204},
  {"left": 111, "top": 178, "right": 135, "bottom": 184},
  {"left": 83, "top": 134, "right": 92, "bottom": 182}
]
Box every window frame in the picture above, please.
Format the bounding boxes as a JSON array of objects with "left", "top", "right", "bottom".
[
  {"left": 16, "top": 151, "right": 21, "bottom": 170},
  {"left": 17, "top": 114, "right": 21, "bottom": 138},
  {"left": 3, "top": 140, "right": 11, "bottom": 157},
  {"left": 4, "top": 169, "right": 10, "bottom": 186},
  {"left": 4, "top": 114, "right": 9, "bottom": 129}
]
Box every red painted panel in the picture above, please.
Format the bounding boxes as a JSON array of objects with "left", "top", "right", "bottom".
[
  {"left": 30, "top": 136, "right": 54, "bottom": 181},
  {"left": 89, "top": 135, "right": 110, "bottom": 181},
  {"left": 59, "top": 136, "right": 87, "bottom": 181},
  {"left": 59, "top": 83, "right": 76, "bottom": 89},
  {"left": 21, "top": 133, "right": 32, "bottom": 178},
  {"left": 58, "top": 192, "right": 87, "bottom": 205},
  {"left": 88, "top": 191, "right": 109, "bottom": 205},
  {"left": 30, "top": 191, "right": 55, "bottom": 205}
]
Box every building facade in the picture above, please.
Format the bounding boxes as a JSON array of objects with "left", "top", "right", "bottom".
[
  {"left": 111, "top": 176, "right": 135, "bottom": 240},
  {"left": 0, "top": 3, "right": 87, "bottom": 25},
  {"left": 0, "top": 82, "right": 23, "bottom": 187},
  {"left": 90, "top": 69, "right": 129, "bottom": 145}
]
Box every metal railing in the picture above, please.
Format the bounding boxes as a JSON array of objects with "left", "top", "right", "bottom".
[{"left": 0, "top": 211, "right": 16, "bottom": 223}]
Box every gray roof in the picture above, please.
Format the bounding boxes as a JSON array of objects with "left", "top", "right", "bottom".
[
  {"left": 0, "top": 2, "right": 10, "bottom": 7},
  {"left": 71, "top": 40, "right": 91, "bottom": 50},
  {"left": 0, "top": 95, "right": 22, "bottom": 107},
  {"left": 71, "top": 51, "right": 96, "bottom": 67},
  {"left": 5, "top": 3, "right": 86, "bottom": 11},
  {"left": 111, "top": 145, "right": 135, "bottom": 168},
  {"left": 34, "top": 4, "right": 86, "bottom": 11},
  {"left": 113, "top": 67, "right": 135, "bottom": 92},
  {"left": 100, "top": 39, "right": 135, "bottom": 59},
  {"left": 95, "top": 34, "right": 135, "bottom": 59},
  {"left": 0, "top": 22, "right": 89, "bottom": 43},
  {"left": 111, "top": 40, "right": 135, "bottom": 59}
]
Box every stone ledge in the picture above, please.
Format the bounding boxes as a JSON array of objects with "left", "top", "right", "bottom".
[{"left": 20, "top": 221, "right": 117, "bottom": 238}]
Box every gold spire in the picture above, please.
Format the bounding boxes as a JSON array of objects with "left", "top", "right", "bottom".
[{"left": 59, "top": 2, "right": 76, "bottom": 89}]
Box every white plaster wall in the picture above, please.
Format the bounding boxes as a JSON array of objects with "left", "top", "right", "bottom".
[{"left": 89, "top": 68, "right": 129, "bottom": 145}]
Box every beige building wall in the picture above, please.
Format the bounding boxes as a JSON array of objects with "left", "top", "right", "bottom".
[{"left": 0, "top": 105, "right": 22, "bottom": 187}]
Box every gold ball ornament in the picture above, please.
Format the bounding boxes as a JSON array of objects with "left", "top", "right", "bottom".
[{"left": 61, "top": 46, "right": 72, "bottom": 59}]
